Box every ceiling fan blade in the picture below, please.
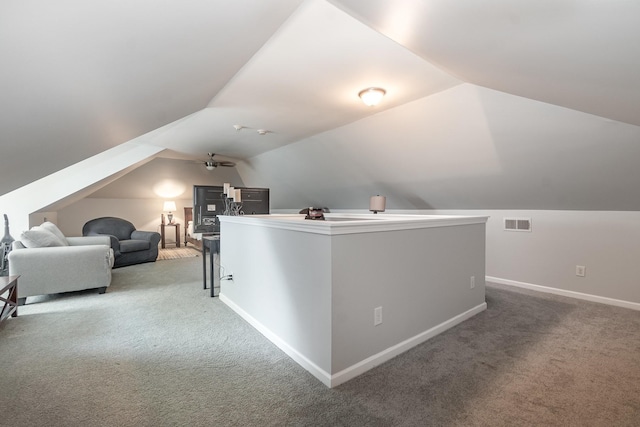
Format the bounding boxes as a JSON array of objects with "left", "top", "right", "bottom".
[{"left": 200, "top": 153, "right": 236, "bottom": 169}]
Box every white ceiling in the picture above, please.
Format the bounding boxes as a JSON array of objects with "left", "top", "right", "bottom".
[
  {"left": 148, "top": 0, "right": 461, "bottom": 159},
  {"left": 2, "top": 0, "right": 640, "bottom": 210}
]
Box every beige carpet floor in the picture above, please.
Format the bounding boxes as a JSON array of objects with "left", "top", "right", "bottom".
[{"left": 1, "top": 256, "right": 639, "bottom": 426}]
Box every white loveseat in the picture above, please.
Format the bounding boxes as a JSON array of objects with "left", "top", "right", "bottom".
[{"left": 8, "top": 222, "right": 114, "bottom": 304}]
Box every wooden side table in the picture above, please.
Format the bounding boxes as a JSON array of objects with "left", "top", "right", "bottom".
[
  {"left": 0, "top": 275, "right": 19, "bottom": 323},
  {"left": 160, "top": 223, "right": 181, "bottom": 249}
]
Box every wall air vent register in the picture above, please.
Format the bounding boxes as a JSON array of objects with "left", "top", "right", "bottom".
[{"left": 504, "top": 217, "right": 532, "bottom": 232}]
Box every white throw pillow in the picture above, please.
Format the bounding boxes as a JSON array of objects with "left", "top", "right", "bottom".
[
  {"left": 40, "top": 221, "right": 69, "bottom": 246},
  {"left": 20, "top": 227, "right": 65, "bottom": 248}
]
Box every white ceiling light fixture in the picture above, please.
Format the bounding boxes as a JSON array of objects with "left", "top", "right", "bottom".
[{"left": 358, "top": 87, "right": 386, "bottom": 106}]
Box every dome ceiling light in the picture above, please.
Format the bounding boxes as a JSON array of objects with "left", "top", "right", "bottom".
[{"left": 358, "top": 87, "right": 386, "bottom": 106}]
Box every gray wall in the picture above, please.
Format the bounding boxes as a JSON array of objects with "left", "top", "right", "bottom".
[{"left": 319, "top": 209, "right": 640, "bottom": 308}]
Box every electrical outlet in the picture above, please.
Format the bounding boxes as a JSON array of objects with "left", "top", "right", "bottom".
[
  {"left": 470, "top": 276, "right": 475, "bottom": 289},
  {"left": 576, "top": 265, "right": 586, "bottom": 277},
  {"left": 374, "top": 306, "right": 382, "bottom": 326}
]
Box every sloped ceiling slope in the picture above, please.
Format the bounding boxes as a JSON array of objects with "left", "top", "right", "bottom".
[
  {"left": 87, "top": 157, "right": 244, "bottom": 199},
  {"left": 0, "top": 0, "right": 302, "bottom": 195},
  {"left": 332, "top": 0, "right": 640, "bottom": 126},
  {"left": 238, "top": 84, "right": 640, "bottom": 211}
]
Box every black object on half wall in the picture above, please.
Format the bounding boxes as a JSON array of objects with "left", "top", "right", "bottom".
[{"left": 193, "top": 185, "right": 269, "bottom": 233}]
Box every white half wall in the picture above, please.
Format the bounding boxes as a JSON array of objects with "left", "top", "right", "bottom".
[{"left": 219, "top": 214, "right": 487, "bottom": 386}]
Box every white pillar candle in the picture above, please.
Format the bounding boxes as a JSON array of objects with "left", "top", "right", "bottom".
[
  {"left": 234, "top": 188, "right": 242, "bottom": 203},
  {"left": 369, "top": 195, "right": 386, "bottom": 213},
  {"left": 223, "top": 182, "right": 230, "bottom": 195},
  {"left": 228, "top": 186, "right": 234, "bottom": 198}
]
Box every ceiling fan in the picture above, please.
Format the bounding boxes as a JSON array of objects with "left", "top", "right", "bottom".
[{"left": 203, "top": 153, "right": 236, "bottom": 170}]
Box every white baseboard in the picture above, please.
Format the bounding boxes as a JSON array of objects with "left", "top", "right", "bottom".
[
  {"left": 221, "top": 293, "right": 486, "bottom": 388},
  {"left": 487, "top": 276, "right": 640, "bottom": 311},
  {"left": 329, "top": 302, "right": 487, "bottom": 387}
]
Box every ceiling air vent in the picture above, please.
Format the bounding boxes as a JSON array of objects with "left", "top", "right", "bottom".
[{"left": 504, "top": 217, "right": 532, "bottom": 232}]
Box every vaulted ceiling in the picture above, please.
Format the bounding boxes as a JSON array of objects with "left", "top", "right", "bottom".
[{"left": 2, "top": 0, "right": 640, "bottom": 211}]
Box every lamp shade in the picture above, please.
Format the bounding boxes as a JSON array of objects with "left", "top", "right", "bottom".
[
  {"left": 369, "top": 195, "right": 386, "bottom": 213},
  {"left": 163, "top": 201, "right": 177, "bottom": 212}
]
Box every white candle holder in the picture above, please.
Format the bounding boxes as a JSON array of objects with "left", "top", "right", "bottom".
[{"left": 222, "top": 193, "right": 243, "bottom": 216}]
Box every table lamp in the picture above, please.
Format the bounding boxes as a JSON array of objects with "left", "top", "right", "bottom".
[{"left": 163, "top": 201, "right": 177, "bottom": 224}]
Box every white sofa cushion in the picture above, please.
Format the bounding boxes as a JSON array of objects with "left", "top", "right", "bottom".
[
  {"left": 20, "top": 227, "right": 65, "bottom": 248},
  {"left": 40, "top": 221, "right": 69, "bottom": 246}
]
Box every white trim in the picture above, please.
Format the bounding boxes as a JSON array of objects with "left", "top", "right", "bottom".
[
  {"left": 487, "top": 276, "right": 640, "bottom": 311},
  {"left": 329, "top": 302, "right": 487, "bottom": 387},
  {"left": 219, "top": 213, "right": 488, "bottom": 236},
  {"left": 222, "top": 292, "right": 487, "bottom": 388}
]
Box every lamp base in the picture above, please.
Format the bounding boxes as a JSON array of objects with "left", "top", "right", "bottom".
[{"left": 167, "top": 213, "right": 174, "bottom": 224}]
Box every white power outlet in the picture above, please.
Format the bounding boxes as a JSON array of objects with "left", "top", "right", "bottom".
[
  {"left": 374, "top": 306, "right": 382, "bottom": 326},
  {"left": 576, "top": 265, "right": 586, "bottom": 277},
  {"left": 470, "top": 276, "right": 475, "bottom": 289}
]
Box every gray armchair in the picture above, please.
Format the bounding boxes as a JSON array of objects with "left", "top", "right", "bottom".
[{"left": 82, "top": 217, "right": 161, "bottom": 268}]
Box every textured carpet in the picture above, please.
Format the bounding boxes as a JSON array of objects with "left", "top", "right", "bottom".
[
  {"left": 157, "top": 247, "right": 200, "bottom": 260},
  {"left": 0, "top": 256, "right": 639, "bottom": 426}
]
